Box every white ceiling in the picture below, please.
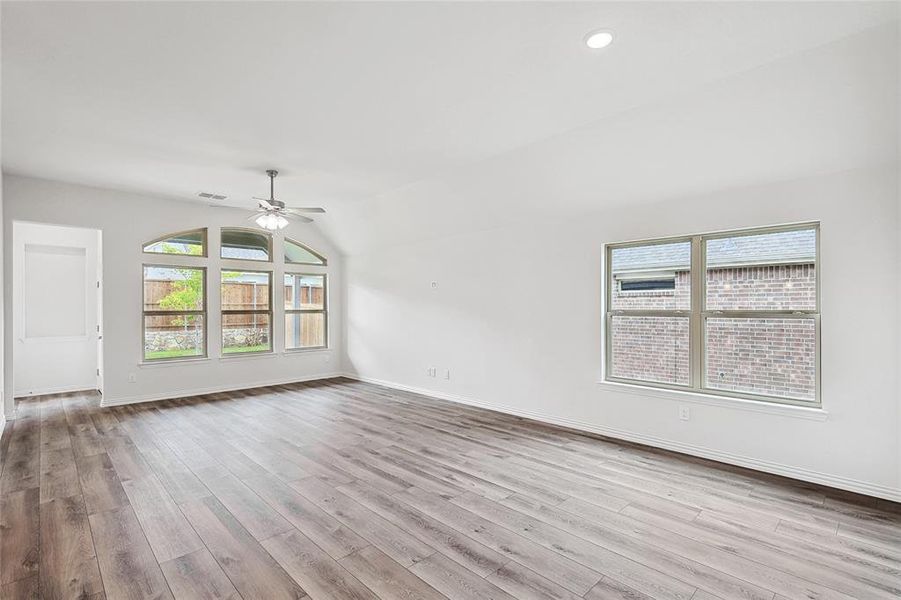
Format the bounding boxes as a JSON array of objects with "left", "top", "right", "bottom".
[{"left": 3, "top": 2, "right": 898, "bottom": 253}]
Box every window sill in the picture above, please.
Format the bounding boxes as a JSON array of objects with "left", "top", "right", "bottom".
[
  {"left": 596, "top": 380, "right": 829, "bottom": 421},
  {"left": 139, "top": 357, "right": 211, "bottom": 368},
  {"left": 221, "top": 351, "right": 277, "bottom": 361},
  {"left": 283, "top": 347, "right": 330, "bottom": 354}
]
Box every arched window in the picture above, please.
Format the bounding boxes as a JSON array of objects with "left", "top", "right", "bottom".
[
  {"left": 221, "top": 228, "right": 272, "bottom": 262},
  {"left": 141, "top": 226, "right": 329, "bottom": 360},
  {"left": 143, "top": 228, "right": 206, "bottom": 256},
  {"left": 284, "top": 238, "right": 327, "bottom": 266}
]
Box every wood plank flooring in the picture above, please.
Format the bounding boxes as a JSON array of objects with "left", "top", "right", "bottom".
[{"left": 0, "top": 378, "right": 898, "bottom": 600}]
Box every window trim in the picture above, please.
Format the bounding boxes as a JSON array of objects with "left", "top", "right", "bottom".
[
  {"left": 284, "top": 238, "right": 328, "bottom": 266},
  {"left": 603, "top": 221, "right": 820, "bottom": 408},
  {"left": 141, "top": 264, "right": 208, "bottom": 362},
  {"left": 142, "top": 228, "right": 208, "bottom": 258},
  {"left": 220, "top": 227, "right": 273, "bottom": 263},
  {"left": 221, "top": 268, "right": 274, "bottom": 356},
  {"left": 284, "top": 272, "right": 328, "bottom": 351}
]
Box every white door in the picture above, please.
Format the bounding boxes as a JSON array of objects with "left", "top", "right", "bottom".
[{"left": 13, "top": 222, "right": 101, "bottom": 396}]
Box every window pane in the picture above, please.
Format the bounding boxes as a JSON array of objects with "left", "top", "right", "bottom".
[
  {"left": 284, "top": 274, "right": 325, "bottom": 310},
  {"left": 144, "top": 314, "right": 204, "bottom": 360},
  {"left": 143, "top": 229, "right": 204, "bottom": 255},
  {"left": 222, "top": 313, "right": 271, "bottom": 354},
  {"left": 222, "top": 271, "right": 270, "bottom": 311},
  {"left": 610, "top": 316, "right": 690, "bottom": 385},
  {"left": 285, "top": 239, "right": 325, "bottom": 265},
  {"left": 143, "top": 266, "right": 204, "bottom": 312},
  {"left": 285, "top": 313, "right": 325, "bottom": 349},
  {"left": 610, "top": 241, "right": 690, "bottom": 310},
  {"left": 705, "top": 228, "right": 816, "bottom": 311},
  {"left": 221, "top": 228, "right": 271, "bottom": 261},
  {"left": 706, "top": 317, "right": 816, "bottom": 401}
]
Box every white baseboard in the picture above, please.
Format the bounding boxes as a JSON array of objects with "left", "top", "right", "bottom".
[
  {"left": 342, "top": 372, "right": 901, "bottom": 503},
  {"left": 14, "top": 384, "right": 97, "bottom": 397},
  {"left": 101, "top": 372, "right": 343, "bottom": 407}
]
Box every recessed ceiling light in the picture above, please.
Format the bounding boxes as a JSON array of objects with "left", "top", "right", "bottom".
[{"left": 585, "top": 30, "right": 614, "bottom": 50}]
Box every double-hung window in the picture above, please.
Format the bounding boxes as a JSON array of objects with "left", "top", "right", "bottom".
[
  {"left": 221, "top": 269, "right": 273, "bottom": 354},
  {"left": 284, "top": 273, "right": 327, "bottom": 350},
  {"left": 142, "top": 265, "right": 207, "bottom": 361},
  {"left": 605, "top": 223, "right": 819, "bottom": 406}
]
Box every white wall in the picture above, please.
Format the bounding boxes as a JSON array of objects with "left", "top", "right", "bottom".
[
  {"left": 340, "top": 21, "right": 900, "bottom": 501},
  {"left": 344, "top": 166, "right": 901, "bottom": 501},
  {"left": 0, "top": 173, "right": 4, "bottom": 425},
  {"left": 13, "top": 222, "right": 100, "bottom": 395},
  {"left": 2, "top": 175, "right": 342, "bottom": 415}
]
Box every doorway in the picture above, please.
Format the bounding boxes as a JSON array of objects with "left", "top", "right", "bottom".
[{"left": 13, "top": 221, "right": 103, "bottom": 397}]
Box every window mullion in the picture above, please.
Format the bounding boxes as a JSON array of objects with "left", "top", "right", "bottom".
[{"left": 690, "top": 235, "right": 703, "bottom": 391}]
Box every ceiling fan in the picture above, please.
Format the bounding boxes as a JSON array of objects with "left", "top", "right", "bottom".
[{"left": 248, "top": 169, "right": 325, "bottom": 231}]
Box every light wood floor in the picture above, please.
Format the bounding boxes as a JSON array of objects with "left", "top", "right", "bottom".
[{"left": 0, "top": 379, "right": 898, "bottom": 600}]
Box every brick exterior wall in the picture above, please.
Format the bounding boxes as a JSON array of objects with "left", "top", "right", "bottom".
[
  {"left": 705, "top": 317, "right": 815, "bottom": 400},
  {"left": 610, "top": 264, "right": 816, "bottom": 400},
  {"left": 706, "top": 264, "right": 816, "bottom": 311},
  {"left": 610, "top": 315, "right": 690, "bottom": 385}
]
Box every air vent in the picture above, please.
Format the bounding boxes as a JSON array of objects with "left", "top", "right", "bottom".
[{"left": 198, "top": 192, "right": 227, "bottom": 201}]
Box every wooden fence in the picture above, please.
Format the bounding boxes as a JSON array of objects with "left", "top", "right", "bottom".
[{"left": 144, "top": 280, "right": 325, "bottom": 344}]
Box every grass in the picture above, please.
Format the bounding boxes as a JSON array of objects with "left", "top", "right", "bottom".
[
  {"left": 144, "top": 348, "right": 203, "bottom": 360},
  {"left": 222, "top": 344, "right": 271, "bottom": 354},
  {"left": 145, "top": 344, "right": 270, "bottom": 359}
]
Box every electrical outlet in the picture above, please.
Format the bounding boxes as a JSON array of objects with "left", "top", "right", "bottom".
[
  {"left": 128, "top": 373, "right": 137, "bottom": 383},
  {"left": 679, "top": 405, "right": 690, "bottom": 421},
  {"left": 443, "top": 369, "right": 450, "bottom": 380}
]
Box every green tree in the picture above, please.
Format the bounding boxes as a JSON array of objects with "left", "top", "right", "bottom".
[{"left": 158, "top": 243, "right": 202, "bottom": 326}]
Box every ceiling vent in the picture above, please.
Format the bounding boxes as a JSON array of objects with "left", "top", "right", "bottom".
[{"left": 198, "top": 191, "right": 227, "bottom": 201}]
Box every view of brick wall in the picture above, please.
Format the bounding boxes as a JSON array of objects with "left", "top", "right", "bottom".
[
  {"left": 611, "top": 315, "right": 690, "bottom": 385},
  {"left": 705, "top": 317, "right": 815, "bottom": 400},
  {"left": 610, "top": 263, "right": 816, "bottom": 400},
  {"left": 706, "top": 264, "right": 816, "bottom": 311}
]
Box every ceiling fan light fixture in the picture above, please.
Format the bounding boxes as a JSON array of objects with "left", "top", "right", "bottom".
[
  {"left": 247, "top": 169, "right": 324, "bottom": 229},
  {"left": 256, "top": 212, "right": 287, "bottom": 230}
]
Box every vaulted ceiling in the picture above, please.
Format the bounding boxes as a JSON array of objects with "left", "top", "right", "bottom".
[{"left": 3, "top": 2, "right": 898, "bottom": 254}]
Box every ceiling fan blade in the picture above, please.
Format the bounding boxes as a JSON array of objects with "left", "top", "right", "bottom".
[
  {"left": 256, "top": 199, "right": 275, "bottom": 210},
  {"left": 285, "top": 207, "right": 326, "bottom": 214},
  {"left": 288, "top": 214, "right": 315, "bottom": 223}
]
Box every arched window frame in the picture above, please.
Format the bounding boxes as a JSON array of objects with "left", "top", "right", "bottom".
[
  {"left": 220, "top": 227, "right": 273, "bottom": 262},
  {"left": 141, "top": 225, "right": 331, "bottom": 362},
  {"left": 284, "top": 237, "right": 327, "bottom": 266},
  {"left": 142, "top": 227, "right": 208, "bottom": 257}
]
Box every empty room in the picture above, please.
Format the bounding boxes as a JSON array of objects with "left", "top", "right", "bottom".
[{"left": 0, "top": 1, "right": 899, "bottom": 599}]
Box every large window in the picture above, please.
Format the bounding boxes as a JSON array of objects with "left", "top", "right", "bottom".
[
  {"left": 141, "top": 228, "right": 327, "bottom": 361},
  {"left": 284, "top": 273, "right": 327, "bottom": 350},
  {"left": 605, "top": 223, "right": 819, "bottom": 406},
  {"left": 143, "top": 265, "right": 206, "bottom": 360},
  {"left": 221, "top": 270, "right": 272, "bottom": 354}
]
